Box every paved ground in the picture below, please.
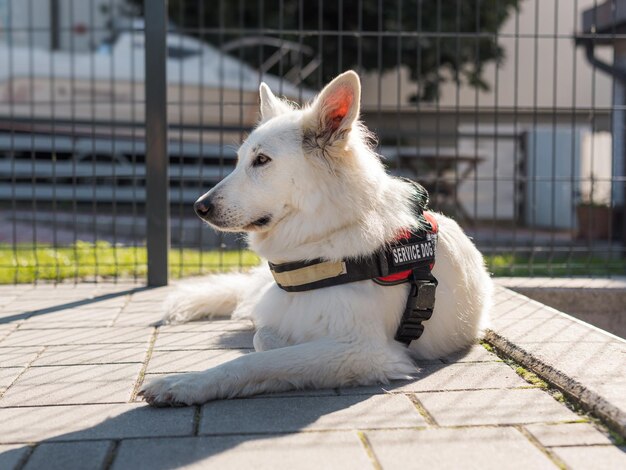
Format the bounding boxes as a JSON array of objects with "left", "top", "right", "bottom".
[
  {"left": 0, "top": 282, "right": 624, "bottom": 470},
  {"left": 496, "top": 277, "right": 626, "bottom": 339},
  {"left": 490, "top": 283, "right": 626, "bottom": 438}
]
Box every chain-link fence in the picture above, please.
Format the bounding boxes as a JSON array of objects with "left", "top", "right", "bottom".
[{"left": 0, "top": 0, "right": 624, "bottom": 284}]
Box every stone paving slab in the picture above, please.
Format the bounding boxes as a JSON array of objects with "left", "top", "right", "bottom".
[
  {"left": 337, "top": 362, "right": 528, "bottom": 395},
  {"left": 0, "top": 367, "right": 24, "bottom": 392},
  {"left": 505, "top": 341, "right": 626, "bottom": 380},
  {"left": 415, "top": 388, "right": 580, "bottom": 426},
  {"left": 118, "top": 303, "right": 163, "bottom": 314},
  {"left": 1, "top": 298, "right": 98, "bottom": 312},
  {"left": 22, "top": 304, "right": 126, "bottom": 317},
  {"left": 4, "top": 297, "right": 127, "bottom": 314},
  {"left": 7, "top": 362, "right": 141, "bottom": 386},
  {"left": 487, "top": 286, "right": 626, "bottom": 437},
  {"left": 524, "top": 422, "right": 614, "bottom": 447},
  {"left": 127, "top": 287, "right": 176, "bottom": 303},
  {"left": 491, "top": 317, "right": 615, "bottom": 344},
  {"left": 153, "top": 329, "right": 255, "bottom": 350},
  {"left": 146, "top": 349, "right": 252, "bottom": 374},
  {"left": 1, "top": 363, "right": 142, "bottom": 406},
  {"left": 365, "top": 427, "right": 557, "bottom": 470},
  {"left": 113, "top": 432, "right": 372, "bottom": 470},
  {"left": 254, "top": 388, "right": 339, "bottom": 399},
  {"left": 19, "top": 320, "right": 119, "bottom": 330},
  {"left": 0, "top": 347, "right": 41, "bottom": 367},
  {"left": 0, "top": 293, "right": 21, "bottom": 307},
  {"left": 490, "top": 290, "right": 558, "bottom": 321},
  {"left": 23, "top": 441, "right": 113, "bottom": 470},
  {"left": 439, "top": 344, "right": 502, "bottom": 363},
  {"left": 2, "top": 380, "right": 134, "bottom": 407},
  {"left": 550, "top": 445, "right": 626, "bottom": 470},
  {"left": 0, "top": 325, "right": 18, "bottom": 341},
  {"left": 199, "top": 395, "right": 427, "bottom": 434},
  {"left": 0, "top": 282, "right": 624, "bottom": 469},
  {"left": 1, "top": 326, "right": 154, "bottom": 347},
  {"left": 0, "top": 404, "right": 195, "bottom": 443},
  {"left": 31, "top": 345, "right": 147, "bottom": 366},
  {"left": 21, "top": 309, "right": 121, "bottom": 328},
  {"left": 113, "top": 312, "right": 164, "bottom": 327},
  {"left": 0, "top": 444, "right": 31, "bottom": 470},
  {"left": 158, "top": 320, "right": 255, "bottom": 333}
]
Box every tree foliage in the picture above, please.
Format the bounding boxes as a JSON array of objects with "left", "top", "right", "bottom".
[{"left": 131, "top": 0, "right": 520, "bottom": 101}]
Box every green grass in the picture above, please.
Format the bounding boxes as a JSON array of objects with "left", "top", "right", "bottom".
[
  {"left": 0, "top": 242, "right": 261, "bottom": 284},
  {"left": 486, "top": 254, "right": 626, "bottom": 277},
  {"left": 1, "top": 242, "right": 624, "bottom": 284}
]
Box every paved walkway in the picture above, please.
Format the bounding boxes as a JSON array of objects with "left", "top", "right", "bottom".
[{"left": 0, "top": 282, "right": 624, "bottom": 470}]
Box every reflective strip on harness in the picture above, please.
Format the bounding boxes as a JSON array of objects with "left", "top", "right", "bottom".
[
  {"left": 270, "top": 260, "right": 347, "bottom": 287},
  {"left": 269, "top": 212, "right": 438, "bottom": 292}
]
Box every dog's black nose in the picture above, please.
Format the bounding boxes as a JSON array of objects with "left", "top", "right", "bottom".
[{"left": 194, "top": 198, "right": 214, "bottom": 219}]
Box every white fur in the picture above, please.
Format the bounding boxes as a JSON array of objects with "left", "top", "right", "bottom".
[{"left": 140, "top": 71, "right": 493, "bottom": 406}]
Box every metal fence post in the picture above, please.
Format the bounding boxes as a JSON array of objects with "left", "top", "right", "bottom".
[{"left": 144, "top": 0, "right": 169, "bottom": 286}]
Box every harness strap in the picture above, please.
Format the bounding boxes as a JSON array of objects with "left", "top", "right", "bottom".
[
  {"left": 268, "top": 226, "right": 436, "bottom": 292},
  {"left": 268, "top": 179, "right": 438, "bottom": 345}
]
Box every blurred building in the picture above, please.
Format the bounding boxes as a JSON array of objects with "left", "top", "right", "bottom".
[
  {"left": 0, "top": 0, "right": 622, "bottom": 246},
  {"left": 360, "top": 0, "right": 618, "bottom": 227}
]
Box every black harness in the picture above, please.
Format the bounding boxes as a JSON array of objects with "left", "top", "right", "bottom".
[{"left": 268, "top": 180, "right": 438, "bottom": 345}]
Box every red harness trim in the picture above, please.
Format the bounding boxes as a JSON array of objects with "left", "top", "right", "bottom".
[{"left": 376, "top": 211, "right": 438, "bottom": 283}]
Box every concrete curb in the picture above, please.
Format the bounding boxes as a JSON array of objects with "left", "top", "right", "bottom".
[
  {"left": 487, "top": 286, "right": 626, "bottom": 439},
  {"left": 495, "top": 277, "right": 626, "bottom": 339},
  {"left": 485, "top": 328, "right": 626, "bottom": 438}
]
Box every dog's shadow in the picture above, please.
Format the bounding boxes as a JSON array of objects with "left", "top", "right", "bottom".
[
  {"left": 0, "top": 327, "right": 476, "bottom": 469},
  {"left": 0, "top": 385, "right": 431, "bottom": 469}
]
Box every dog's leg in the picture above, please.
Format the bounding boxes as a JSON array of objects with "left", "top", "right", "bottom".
[
  {"left": 160, "top": 267, "right": 271, "bottom": 325},
  {"left": 139, "top": 339, "right": 414, "bottom": 406},
  {"left": 253, "top": 326, "right": 291, "bottom": 351}
]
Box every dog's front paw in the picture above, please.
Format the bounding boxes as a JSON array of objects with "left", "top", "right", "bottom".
[{"left": 139, "top": 373, "right": 212, "bottom": 407}]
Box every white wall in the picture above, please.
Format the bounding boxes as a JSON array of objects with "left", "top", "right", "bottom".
[
  {"left": 358, "top": 0, "right": 619, "bottom": 224},
  {"left": 361, "top": 0, "right": 614, "bottom": 111},
  {"left": 457, "top": 125, "right": 521, "bottom": 221}
]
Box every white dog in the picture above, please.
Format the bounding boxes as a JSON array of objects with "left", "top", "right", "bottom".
[{"left": 139, "top": 71, "right": 493, "bottom": 406}]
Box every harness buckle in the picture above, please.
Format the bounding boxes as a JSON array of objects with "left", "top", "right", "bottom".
[
  {"left": 415, "top": 281, "right": 437, "bottom": 311},
  {"left": 394, "top": 272, "right": 438, "bottom": 345}
]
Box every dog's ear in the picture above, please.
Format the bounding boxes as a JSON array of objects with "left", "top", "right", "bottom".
[
  {"left": 259, "top": 83, "right": 292, "bottom": 123},
  {"left": 308, "top": 71, "right": 361, "bottom": 145}
]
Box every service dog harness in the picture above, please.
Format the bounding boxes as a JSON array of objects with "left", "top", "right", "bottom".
[{"left": 268, "top": 180, "right": 439, "bottom": 345}]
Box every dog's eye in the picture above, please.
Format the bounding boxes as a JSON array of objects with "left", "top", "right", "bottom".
[{"left": 252, "top": 154, "right": 272, "bottom": 167}]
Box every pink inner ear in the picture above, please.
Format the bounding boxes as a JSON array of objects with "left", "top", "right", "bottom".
[{"left": 324, "top": 86, "right": 353, "bottom": 133}]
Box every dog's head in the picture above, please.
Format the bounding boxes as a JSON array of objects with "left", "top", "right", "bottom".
[{"left": 194, "top": 70, "right": 363, "bottom": 233}]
